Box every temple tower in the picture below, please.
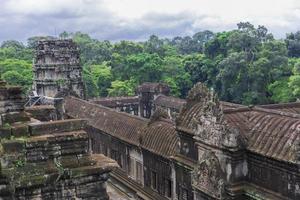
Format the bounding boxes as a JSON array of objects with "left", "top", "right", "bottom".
[
  {"left": 33, "top": 39, "right": 85, "bottom": 98},
  {"left": 136, "top": 82, "right": 170, "bottom": 118}
]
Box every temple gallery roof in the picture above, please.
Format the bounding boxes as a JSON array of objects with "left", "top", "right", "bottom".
[
  {"left": 90, "top": 96, "right": 139, "bottom": 108},
  {"left": 140, "top": 108, "right": 178, "bottom": 158},
  {"left": 65, "top": 96, "right": 146, "bottom": 146},
  {"left": 225, "top": 107, "right": 300, "bottom": 163},
  {"left": 154, "top": 95, "right": 244, "bottom": 112},
  {"left": 65, "top": 96, "right": 178, "bottom": 158},
  {"left": 175, "top": 83, "right": 300, "bottom": 164},
  {"left": 65, "top": 84, "right": 300, "bottom": 164}
]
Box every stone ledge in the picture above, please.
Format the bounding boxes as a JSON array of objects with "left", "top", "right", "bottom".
[
  {"left": 1, "top": 112, "right": 30, "bottom": 124},
  {"left": 28, "top": 119, "right": 87, "bottom": 136}
]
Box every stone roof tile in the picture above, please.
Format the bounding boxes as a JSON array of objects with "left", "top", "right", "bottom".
[{"left": 65, "top": 96, "right": 146, "bottom": 146}]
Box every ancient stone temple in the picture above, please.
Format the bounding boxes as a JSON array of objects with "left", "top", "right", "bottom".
[
  {"left": 33, "top": 39, "right": 85, "bottom": 98},
  {"left": 90, "top": 82, "right": 171, "bottom": 118},
  {"left": 0, "top": 80, "right": 118, "bottom": 199},
  {"left": 66, "top": 82, "right": 300, "bottom": 200}
]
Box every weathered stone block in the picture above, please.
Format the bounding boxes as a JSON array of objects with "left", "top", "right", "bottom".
[
  {"left": 0, "top": 127, "right": 11, "bottom": 139},
  {"left": 11, "top": 124, "right": 29, "bottom": 137},
  {"left": 25, "top": 105, "right": 57, "bottom": 122},
  {"left": 29, "top": 119, "right": 87, "bottom": 136},
  {"left": 2, "top": 140, "right": 25, "bottom": 153},
  {"left": 1, "top": 112, "right": 30, "bottom": 124},
  {"left": 76, "top": 181, "right": 109, "bottom": 199}
]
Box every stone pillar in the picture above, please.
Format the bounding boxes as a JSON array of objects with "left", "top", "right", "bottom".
[
  {"left": 136, "top": 83, "right": 170, "bottom": 118},
  {"left": 171, "top": 163, "right": 178, "bottom": 200},
  {"left": 54, "top": 97, "right": 65, "bottom": 120}
]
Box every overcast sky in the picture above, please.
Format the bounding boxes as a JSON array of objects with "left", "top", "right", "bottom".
[{"left": 1, "top": 0, "right": 300, "bottom": 43}]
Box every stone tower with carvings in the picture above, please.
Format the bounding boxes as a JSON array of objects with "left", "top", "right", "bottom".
[{"left": 33, "top": 39, "right": 85, "bottom": 98}]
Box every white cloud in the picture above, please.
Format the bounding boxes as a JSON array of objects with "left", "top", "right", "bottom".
[{"left": 0, "top": 0, "right": 300, "bottom": 43}]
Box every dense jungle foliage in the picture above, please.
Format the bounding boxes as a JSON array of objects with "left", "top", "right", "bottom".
[{"left": 1, "top": 22, "right": 300, "bottom": 105}]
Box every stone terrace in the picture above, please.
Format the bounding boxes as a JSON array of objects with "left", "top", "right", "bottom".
[{"left": 0, "top": 80, "right": 118, "bottom": 200}]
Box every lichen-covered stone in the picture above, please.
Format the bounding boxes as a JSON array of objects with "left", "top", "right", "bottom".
[
  {"left": 28, "top": 119, "right": 87, "bottom": 136},
  {"left": 25, "top": 105, "right": 57, "bottom": 121},
  {"left": 11, "top": 124, "right": 29, "bottom": 138},
  {"left": 1, "top": 112, "right": 30, "bottom": 124},
  {"left": 0, "top": 80, "right": 118, "bottom": 199},
  {"left": 0, "top": 127, "right": 11, "bottom": 139}
]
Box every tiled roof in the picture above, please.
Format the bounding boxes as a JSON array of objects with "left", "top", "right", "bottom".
[
  {"left": 90, "top": 96, "right": 139, "bottom": 107},
  {"left": 65, "top": 97, "right": 179, "bottom": 158},
  {"left": 246, "top": 109, "right": 300, "bottom": 163},
  {"left": 258, "top": 102, "right": 300, "bottom": 114},
  {"left": 154, "top": 95, "right": 186, "bottom": 110},
  {"left": 224, "top": 107, "right": 300, "bottom": 163},
  {"left": 140, "top": 119, "right": 178, "bottom": 158},
  {"left": 154, "top": 95, "right": 244, "bottom": 112},
  {"left": 177, "top": 96, "right": 300, "bottom": 163},
  {"left": 64, "top": 96, "right": 146, "bottom": 146},
  {"left": 65, "top": 95, "right": 300, "bottom": 163}
]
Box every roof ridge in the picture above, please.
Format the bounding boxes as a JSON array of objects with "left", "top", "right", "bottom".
[
  {"left": 91, "top": 96, "right": 139, "bottom": 101},
  {"left": 252, "top": 107, "right": 300, "bottom": 119},
  {"left": 257, "top": 102, "right": 300, "bottom": 109},
  {"left": 223, "top": 107, "right": 251, "bottom": 113},
  {"left": 68, "top": 96, "right": 149, "bottom": 122},
  {"left": 224, "top": 105, "right": 300, "bottom": 119},
  {"left": 220, "top": 101, "right": 245, "bottom": 107}
]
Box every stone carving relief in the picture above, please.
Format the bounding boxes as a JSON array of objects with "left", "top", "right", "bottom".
[
  {"left": 179, "top": 82, "right": 245, "bottom": 149},
  {"left": 192, "top": 150, "right": 226, "bottom": 199}
]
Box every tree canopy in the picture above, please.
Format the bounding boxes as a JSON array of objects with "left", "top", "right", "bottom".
[{"left": 1, "top": 22, "right": 299, "bottom": 104}]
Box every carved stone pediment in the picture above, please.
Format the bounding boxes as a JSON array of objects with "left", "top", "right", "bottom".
[
  {"left": 192, "top": 150, "right": 226, "bottom": 199},
  {"left": 194, "top": 114, "right": 243, "bottom": 149},
  {"left": 177, "top": 82, "right": 244, "bottom": 149}
]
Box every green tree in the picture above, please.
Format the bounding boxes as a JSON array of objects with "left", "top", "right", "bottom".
[
  {"left": 144, "top": 35, "right": 167, "bottom": 57},
  {"left": 268, "top": 78, "right": 295, "bottom": 102},
  {"left": 72, "top": 32, "right": 112, "bottom": 64},
  {"left": 27, "top": 36, "right": 56, "bottom": 49},
  {"left": 90, "top": 63, "right": 113, "bottom": 96},
  {"left": 108, "top": 79, "right": 136, "bottom": 97},
  {"left": 285, "top": 31, "right": 300, "bottom": 57},
  {"left": 113, "top": 41, "right": 143, "bottom": 56},
  {"left": 287, "top": 60, "right": 300, "bottom": 99},
  {"left": 0, "top": 59, "right": 33, "bottom": 92},
  {"left": 82, "top": 68, "right": 98, "bottom": 98}
]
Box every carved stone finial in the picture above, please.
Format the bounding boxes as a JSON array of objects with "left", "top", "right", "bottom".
[
  {"left": 186, "top": 82, "right": 211, "bottom": 102},
  {"left": 177, "top": 82, "right": 245, "bottom": 149},
  {"left": 178, "top": 82, "right": 223, "bottom": 125},
  {"left": 148, "top": 107, "right": 169, "bottom": 125}
]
